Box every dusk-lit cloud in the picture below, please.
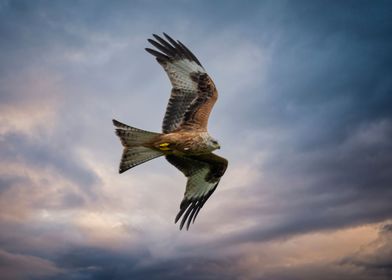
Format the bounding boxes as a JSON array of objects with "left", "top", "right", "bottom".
[{"left": 0, "top": 1, "right": 391, "bottom": 279}]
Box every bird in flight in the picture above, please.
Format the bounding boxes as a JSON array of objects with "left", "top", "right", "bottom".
[{"left": 113, "top": 33, "right": 228, "bottom": 230}]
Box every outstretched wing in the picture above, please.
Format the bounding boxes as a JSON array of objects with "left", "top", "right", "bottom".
[
  {"left": 166, "top": 153, "right": 228, "bottom": 230},
  {"left": 145, "top": 33, "right": 218, "bottom": 132}
]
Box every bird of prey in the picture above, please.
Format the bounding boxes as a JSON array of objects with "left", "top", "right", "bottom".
[{"left": 113, "top": 33, "right": 228, "bottom": 230}]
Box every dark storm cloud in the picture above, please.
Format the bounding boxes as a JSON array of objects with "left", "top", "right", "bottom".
[
  {"left": 217, "top": 121, "right": 392, "bottom": 246},
  {"left": 0, "top": 249, "right": 59, "bottom": 280},
  {"left": 48, "top": 246, "right": 236, "bottom": 280},
  {"left": 211, "top": 0, "right": 392, "bottom": 243},
  {"left": 51, "top": 246, "right": 149, "bottom": 280},
  {"left": 43, "top": 222, "right": 392, "bottom": 280},
  {"left": 241, "top": 1, "right": 392, "bottom": 133}
]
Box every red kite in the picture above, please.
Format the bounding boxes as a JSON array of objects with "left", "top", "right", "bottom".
[{"left": 113, "top": 33, "right": 228, "bottom": 230}]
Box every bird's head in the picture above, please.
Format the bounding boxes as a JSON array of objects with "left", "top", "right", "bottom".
[{"left": 208, "top": 137, "right": 221, "bottom": 151}]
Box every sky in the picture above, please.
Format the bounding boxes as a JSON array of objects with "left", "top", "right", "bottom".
[{"left": 0, "top": 0, "right": 392, "bottom": 279}]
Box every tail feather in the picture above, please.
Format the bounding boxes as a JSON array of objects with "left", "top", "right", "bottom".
[
  {"left": 113, "top": 119, "right": 160, "bottom": 147},
  {"left": 119, "top": 146, "right": 162, "bottom": 173},
  {"left": 113, "top": 119, "right": 163, "bottom": 173}
]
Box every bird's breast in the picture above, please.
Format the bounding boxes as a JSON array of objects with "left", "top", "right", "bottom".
[{"left": 153, "top": 131, "right": 210, "bottom": 155}]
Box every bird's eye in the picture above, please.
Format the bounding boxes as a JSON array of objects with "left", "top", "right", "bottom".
[{"left": 212, "top": 140, "right": 218, "bottom": 144}]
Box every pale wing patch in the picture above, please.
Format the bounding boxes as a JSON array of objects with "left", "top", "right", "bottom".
[
  {"left": 165, "top": 154, "right": 227, "bottom": 230},
  {"left": 145, "top": 33, "right": 212, "bottom": 133},
  {"left": 163, "top": 60, "right": 205, "bottom": 91},
  {"left": 185, "top": 168, "right": 216, "bottom": 200}
]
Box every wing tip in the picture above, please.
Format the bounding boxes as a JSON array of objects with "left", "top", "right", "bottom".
[
  {"left": 169, "top": 155, "right": 226, "bottom": 231},
  {"left": 146, "top": 33, "right": 203, "bottom": 67},
  {"left": 175, "top": 199, "right": 201, "bottom": 230},
  {"left": 112, "top": 119, "right": 120, "bottom": 126},
  {"left": 145, "top": 47, "right": 169, "bottom": 61}
]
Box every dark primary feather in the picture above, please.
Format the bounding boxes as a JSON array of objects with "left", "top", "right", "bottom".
[
  {"left": 166, "top": 153, "right": 228, "bottom": 230},
  {"left": 147, "top": 39, "right": 174, "bottom": 57},
  {"left": 146, "top": 33, "right": 205, "bottom": 133},
  {"left": 152, "top": 34, "right": 177, "bottom": 55},
  {"left": 176, "top": 184, "right": 219, "bottom": 230},
  {"left": 145, "top": 48, "right": 169, "bottom": 62},
  {"left": 177, "top": 40, "right": 202, "bottom": 66},
  {"left": 145, "top": 33, "right": 202, "bottom": 66},
  {"left": 145, "top": 33, "right": 218, "bottom": 133}
]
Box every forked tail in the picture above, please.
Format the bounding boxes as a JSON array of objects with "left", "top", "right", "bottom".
[{"left": 113, "top": 119, "right": 163, "bottom": 173}]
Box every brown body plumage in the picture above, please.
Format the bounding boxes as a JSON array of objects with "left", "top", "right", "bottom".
[
  {"left": 113, "top": 33, "right": 228, "bottom": 230},
  {"left": 149, "top": 130, "right": 214, "bottom": 155}
]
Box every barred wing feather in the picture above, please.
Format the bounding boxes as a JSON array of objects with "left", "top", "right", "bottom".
[
  {"left": 166, "top": 153, "right": 228, "bottom": 230},
  {"left": 146, "top": 33, "right": 218, "bottom": 132}
]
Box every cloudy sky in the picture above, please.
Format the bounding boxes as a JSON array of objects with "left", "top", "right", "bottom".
[{"left": 1, "top": 0, "right": 392, "bottom": 279}]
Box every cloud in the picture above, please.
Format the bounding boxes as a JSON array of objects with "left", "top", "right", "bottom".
[
  {"left": 0, "top": 249, "right": 61, "bottom": 280},
  {"left": 340, "top": 223, "right": 392, "bottom": 279},
  {"left": 23, "top": 222, "right": 387, "bottom": 280},
  {"left": 0, "top": 1, "right": 391, "bottom": 279},
  {"left": 207, "top": 119, "right": 392, "bottom": 248}
]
